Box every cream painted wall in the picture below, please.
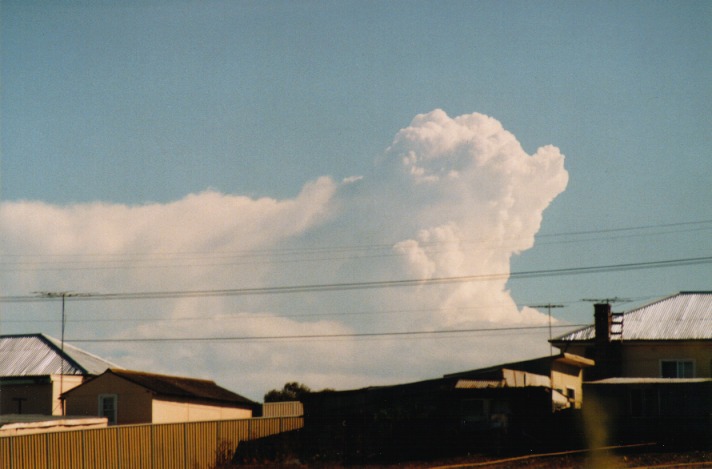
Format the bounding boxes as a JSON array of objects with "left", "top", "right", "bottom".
[
  {"left": 622, "top": 341, "right": 712, "bottom": 378},
  {"left": 151, "top": 399, "right": 252, "bottom": 424},
  {"left": 555, "top": 341, "right": 712, "bottom": 379},
  {"left": 52, "top": 374, "right": 84, "bottom": 415},
  {"left": 551, "top": 364, "right": 584, "bottom": 409}
]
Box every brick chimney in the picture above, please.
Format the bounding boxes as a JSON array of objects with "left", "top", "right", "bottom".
[
  {"left": 594, "top": 303, "right": 612, "bottom": 344},
  {"left": 591, "top": 303, "right": 622, "bottom": 379}
]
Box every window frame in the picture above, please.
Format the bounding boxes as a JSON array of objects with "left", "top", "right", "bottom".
[
  {"left": 659, "top": 359, "right": 695, "bottom": 378},
  {"left": 98, "top": 394, "right": 118, "bottom": 425}
]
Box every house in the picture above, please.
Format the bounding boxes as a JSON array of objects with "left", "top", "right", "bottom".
[
  {"left": 550, "top": 291, "right": 712, "bottom": 380},
  {"left": 0, "top": 333, "right": 120, "bottom": 416},
  {"left": 62, "top": 368, "right": 259, "bottom": 425},
  {"left": 552, "top": 292, "right": 712, "bottom": 448},
  {"left": 301, "top": 354, "right": 592, "bottom": 462}
]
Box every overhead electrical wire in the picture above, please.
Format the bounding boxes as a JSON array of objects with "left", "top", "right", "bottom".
[
  {"left": 67, "top": 323, "right": 589, "bottom": 344},
  {"left": 0, "top": 255, "right": 709, "bottom": 303},
  {"left": 1, "top": 219, "right": 710, "bottom": 272}
]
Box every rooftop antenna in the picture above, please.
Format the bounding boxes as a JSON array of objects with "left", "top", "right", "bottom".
[
  {"left": 581, "top": 297, "right": 631, "bottom": 304},
  {"left": 528, "top": 303, "right": 564, "bottom": 355},
  {"left": 34, "top": 291, "right": 89, "bottom": 416}
]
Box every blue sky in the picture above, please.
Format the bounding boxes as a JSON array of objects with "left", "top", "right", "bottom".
[{"left": 1, "top": 0, "right": 711, "bottom": 399}]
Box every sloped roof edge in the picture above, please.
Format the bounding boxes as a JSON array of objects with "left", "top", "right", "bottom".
[{"left": 96, "top": 369, "right": 258, "bottom": 407}]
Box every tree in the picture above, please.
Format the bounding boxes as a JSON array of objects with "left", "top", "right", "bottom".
[{"left": 263, "top": 382, "right": 311, "bottom": 402}]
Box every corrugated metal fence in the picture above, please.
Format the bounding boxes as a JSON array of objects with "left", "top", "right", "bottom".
[
  {"left": 0, "top": 416, "right": 303, "bottom": 469},
  {"left": 262, "top": 401, "right": 304, "bottom": 417}
]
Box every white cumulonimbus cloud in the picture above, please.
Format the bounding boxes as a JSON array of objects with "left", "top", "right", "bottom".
[
  {"left": 0, "top": 109, "right": 568, "bottom": 398},
  {"left": 367, "top": 109, "right": 569, "bottom": 326}
]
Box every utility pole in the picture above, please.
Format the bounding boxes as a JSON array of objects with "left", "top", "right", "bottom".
[
  {"left": 35, "top": 291, "right": 87, "bottom": 416},
  {"left": 528, "top": 303, "right": 564, "bottom": 355}
]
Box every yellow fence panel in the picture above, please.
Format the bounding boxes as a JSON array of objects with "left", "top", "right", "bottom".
[
  {"left": 82, "top": 427, "right": 119, "bottom": 469},
  {"left": 9, "top": 433, "right": 48, "bottom": 469},
  {"left": 185, "top": 421, "right": 218, "bottom": 469},
  {"left": 152, "top": 423, "right": 185, "bottom": 469},
  {"left": 0, "top": 416, "right": 304, "bottom": 469},
  {"left": 217, "top": 418, "right": 250, "bottom": 450},
  {"left": 0, "top": 437, "right": 13, "bottom": 469},
  {"left": 250, "top": 417, "right": 281, "bottom": 440},
  {"left": 282, "top": 416, "right": 304, "bottom": 432},
  {"left": 118, "top": 425, "right": 151, "bottom": 469},
  {"left": 46, "top": 431, "right": 82, "bottom": 469}
]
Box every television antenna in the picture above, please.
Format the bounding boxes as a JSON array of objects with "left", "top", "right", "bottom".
[
  {"left": 582, "top": 297, "right": 631, "bottom": 304},
  {"left": 34, "top": 291, "right": 90, "bottom": 415},
  {"left": 528, "top": 303, "right": 564, "bottom": 355}
]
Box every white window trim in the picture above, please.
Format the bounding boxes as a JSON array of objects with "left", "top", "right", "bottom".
[
  {"left": 659, "top": 359, "right": 695, "bottom": 378},
  {"left": 98, "top": 394, "right": 118, "bottom": 425}
]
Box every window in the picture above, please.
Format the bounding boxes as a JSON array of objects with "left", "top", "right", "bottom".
[
  {"left": 566, "top": 387, "right": 576, "bottom": 402},
  {"left": 660, "top": 360, "right": 694, "bottom": 378},
  {"left": 98, "top": 394, "right": 117, "bottom": 425}
]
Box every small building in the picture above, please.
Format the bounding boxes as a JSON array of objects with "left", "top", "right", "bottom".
[
  {"left": 0, "top": 333, "right": 120, "bottom": 416},
  {"left": 63, "top": 369, "right": 259, "bottom": 425}
]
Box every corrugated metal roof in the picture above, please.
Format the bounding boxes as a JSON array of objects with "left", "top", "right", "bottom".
[
  {"left": 553, "top": 292, "right": 712, "bottom": 342},
  {"left": 0, "top": 334, "right": 120, "bottom": 377}
]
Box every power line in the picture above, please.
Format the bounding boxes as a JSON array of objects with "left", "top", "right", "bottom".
[
  {"left": 1, "top": 219, "right": 710, "bottom": 272},
  {"left": 1, "top": 255, "right": 710, "bottom": 303},
  {"left": 67, "top": 323, "right": 588, "bottom": 344},
  {"left": 0, "top": 301, "right": 575, "bottom": 323}
]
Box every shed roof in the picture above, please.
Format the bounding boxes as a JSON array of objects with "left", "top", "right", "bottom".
[
  {"left": 552, "top": 292, "right": 712, "bottom": 342},
  {"left": 81, "top": 369, "right": 257, "bottom": 408},
  {"left": 0, "top": 333, "right": 120, "bottom": 377}
]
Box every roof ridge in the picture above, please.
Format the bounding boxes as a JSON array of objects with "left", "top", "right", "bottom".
[
  {"left": 109, "top": 368, "right": 216, "bottom": 384},
  {"left": 42, "top": 334, "right": 123, "bottom": 371},
  {"left": 37, "top": 333, "right": 87, "bottom": 374},
  {"left": 553, "top": 292, "right": 712, "bottom": 342}
]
